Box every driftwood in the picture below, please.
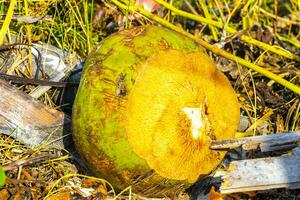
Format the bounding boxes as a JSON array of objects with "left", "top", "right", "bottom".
[
  {"left": 211, "top": 132, "right": 300, "bottom": 152},
  {"left": 211, "top": 133, "right": 300, "bottom": 194},
  {"left": 0, "top": 80, "right": 70, "bottom": 147},
  {"left": 216, "top": 154, "right": 300, "bottom": 194}
]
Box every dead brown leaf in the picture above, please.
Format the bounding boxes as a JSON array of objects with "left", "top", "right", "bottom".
[{"left": 0, "top": 189, "right": 10, "bottom": 200}]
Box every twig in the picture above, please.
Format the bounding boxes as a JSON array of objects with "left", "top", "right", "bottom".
[
  {"left": 210, "top": 131, "right": 300, "bottom": 152},
  {"left": 257, "top": 7, "right": 300, "bottom": 25},
  {"left": 3, "top": 153, "right": 59, "bottom": 171},
  {"left": 183, "top": 0, "right": 198, "bottom": 15},
  {"left": 198, "top": 0, "right": 218, "bottom": 41},
  {"left": 0, "top": 73, "right": 79, "bottom": 87},
  {"left": 0, "top": 15, "right": 53, "bottom": 24}
]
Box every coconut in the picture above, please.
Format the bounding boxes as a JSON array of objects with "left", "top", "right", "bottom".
[{"left": 72, "top": 26, "right": 240, "bottom": 197}]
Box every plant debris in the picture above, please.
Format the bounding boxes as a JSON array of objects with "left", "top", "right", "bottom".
[{"left": 0, "top": 0, "right": 299, "bottom": 199}]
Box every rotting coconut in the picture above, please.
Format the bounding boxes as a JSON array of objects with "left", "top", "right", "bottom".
[{"left": 72, "top": 26, "right": 240, "bottom": 197}]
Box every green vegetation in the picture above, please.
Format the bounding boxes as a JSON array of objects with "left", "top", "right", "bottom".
[{"left": 0, "top": 166, "right": 5, "bottom": 187}]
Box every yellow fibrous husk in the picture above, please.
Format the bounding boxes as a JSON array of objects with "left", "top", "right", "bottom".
[{"left": 126, "top": 49, "right": 240, "bottom": 182}]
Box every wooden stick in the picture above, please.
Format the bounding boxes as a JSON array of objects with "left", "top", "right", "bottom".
[
  {"left": 210, "top": 132, "right": 300, "bottom": 152},
  {"left": 3, "top": 154, "right": 59, "bottom": 171}
]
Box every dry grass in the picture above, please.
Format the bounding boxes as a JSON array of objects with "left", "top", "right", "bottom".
[{"left": 0, "top": 0, "right": 299, "bottom": 199}]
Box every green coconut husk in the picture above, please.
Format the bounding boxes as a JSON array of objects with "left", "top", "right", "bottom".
[{"left": 72, "top": 25, "right": 240, "bottom": 197}]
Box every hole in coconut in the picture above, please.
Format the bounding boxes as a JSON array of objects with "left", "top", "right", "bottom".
[{"left": 182, "top": 104, "right": 211, "bottom": 140}]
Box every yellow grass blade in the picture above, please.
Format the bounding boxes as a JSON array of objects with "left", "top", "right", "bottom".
[{"left": 0, "top": 0, "right": 16, "bottom": 45}]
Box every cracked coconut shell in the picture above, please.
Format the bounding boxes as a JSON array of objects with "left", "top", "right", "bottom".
[{"left": 72, "top": 26, "right": 240, "bottom": 196}]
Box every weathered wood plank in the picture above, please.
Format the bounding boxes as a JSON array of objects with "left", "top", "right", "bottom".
[
  {"left": 217, "top": 154, "right": 300, "bottom": 194},
  {"left": 210, "top": 132, "right": 300, "bottom": 152},
  {"left": 0, "top": 80, "right": 70, "bottom": 147}
]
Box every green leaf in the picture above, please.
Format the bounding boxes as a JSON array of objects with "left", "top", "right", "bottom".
[{"left": 0, "top": 166, "right": 5, "bottom": 187}]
